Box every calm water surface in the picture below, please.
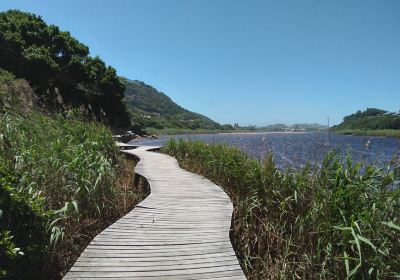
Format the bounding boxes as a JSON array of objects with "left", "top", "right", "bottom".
[{"left": 130, "top": 132, "right": 400, "bottom": 170}]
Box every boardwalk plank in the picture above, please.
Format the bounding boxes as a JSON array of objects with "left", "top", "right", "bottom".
[{"left": 64, "top": 145, "right": 245, "bottom": 280}]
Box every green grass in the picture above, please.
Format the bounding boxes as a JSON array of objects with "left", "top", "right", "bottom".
[
  {"left": 333, "top": 129, "right": 400, "bottom": 138},
  {"left": 0, "top": 111, "right": 147, "bottom": 280},
  {"left": 162, "top": 139, "right": 400, "bottom": 279}
]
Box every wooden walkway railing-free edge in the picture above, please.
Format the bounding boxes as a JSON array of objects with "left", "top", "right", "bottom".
[{"left": 64, "top": 144, "right": 246, "bottom": 280}]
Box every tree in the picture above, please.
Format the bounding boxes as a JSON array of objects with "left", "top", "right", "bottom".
[{"left": 0, "top": 10, "right": 132, "bottom": 131}]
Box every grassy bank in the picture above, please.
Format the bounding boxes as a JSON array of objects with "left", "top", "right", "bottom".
[
  {"left": 163, "top": 140, "right": 400, "bottom": 279},
  {"left": 0, "top": 112, "right": 148, "bottom": 280},
  {"left": 333, "top": 129, "right": 400, "bottom": 138}
]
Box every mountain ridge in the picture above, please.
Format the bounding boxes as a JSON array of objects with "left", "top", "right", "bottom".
[{"left": 120, "top": 77, "right": 222, "bottom": 132}]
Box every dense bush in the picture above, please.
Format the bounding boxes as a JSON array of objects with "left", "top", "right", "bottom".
[
  {"left": 334, "top": 108, "right": 400, "bottom": 131},
  {"left": 0, "top": 10, "right": 131, "bottom": 131},
  {"left": 163, "top": 139, "right": 400, "bottom": 279},
  {"left": 0, "top": 112, "right": 146, "bottom": 279}
]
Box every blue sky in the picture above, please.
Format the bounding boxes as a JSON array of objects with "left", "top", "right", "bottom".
[{"left": 1, "top": 0, "right": 399, "bottom": 126}]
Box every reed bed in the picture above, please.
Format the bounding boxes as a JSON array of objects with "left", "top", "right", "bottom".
[
  {"left": 0, "top": 112, "right": 147, "bottom": 280},
  {"left": 163, "top": 139, "right": 400, "bottom": 279}
]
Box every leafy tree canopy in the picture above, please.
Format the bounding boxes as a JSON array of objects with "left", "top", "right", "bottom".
[
  {"left": 0, "top": 10, "right": 131, "bottom": 131},
  {"left": 334, "top": 108, "right": 400, "bottom": 131}
]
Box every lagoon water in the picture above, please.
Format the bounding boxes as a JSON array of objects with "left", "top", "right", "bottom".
[{"left": 130, "top": 132, "right": 400, "bottom": 170}]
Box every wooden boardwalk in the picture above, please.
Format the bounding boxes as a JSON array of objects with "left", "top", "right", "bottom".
[{"left": 64, "top": 145, "right": 246, "bottom": 280}]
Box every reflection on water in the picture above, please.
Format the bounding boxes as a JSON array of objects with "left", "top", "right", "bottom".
[{"left": 130, "top": 132, "right": 400, "bottom": 170}]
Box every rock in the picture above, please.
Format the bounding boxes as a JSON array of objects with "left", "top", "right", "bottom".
[{"left": 117, "top": 131, "right": 138, "bottom": 143}]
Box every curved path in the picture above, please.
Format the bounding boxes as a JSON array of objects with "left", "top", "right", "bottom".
[{"left": 64, "top": 145, "right": 245, "bottom": 280}]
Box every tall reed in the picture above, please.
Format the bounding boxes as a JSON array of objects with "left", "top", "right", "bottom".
[
  {"left": 0, "top": 112, "right": 147, "bottom": 279},
  {"left": 163, "top": 139, "right": 400, "bottom": 279}
]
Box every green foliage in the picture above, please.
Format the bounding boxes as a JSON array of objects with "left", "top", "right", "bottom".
[
  {"left": 0, "top": 165, "right": 48, "bottom": 279},
  {"left": 0, "top": 231, "right": 23, "bottom": 278},
  {"left": 0, "top": 10, "right": 131, "bottom": 131},
  {"left": 333, "top": 108, "right": 400, "bottom": 132},
  {"left": 0, "top": 69, "right": 35, "bottom": 113},
  {"left": 163, "top": 140, "right": 400, "bottom": 279},
  {"left": 120, "top": 77, "right": 223, "bottom": 132},
  {"left": 0, "top": 111, "right": 142, "bottom": 279},
  {"left": 344, "top": 108, "right": 388, "bottom": 120}
]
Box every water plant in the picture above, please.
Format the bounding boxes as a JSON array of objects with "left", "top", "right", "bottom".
[{"left": 163, "top": 139, "right": 400, "bottom": 279}]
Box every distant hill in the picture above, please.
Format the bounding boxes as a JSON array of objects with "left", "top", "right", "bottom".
[
  {"left": 0, "top": 10, "right": 224, "bottom": 135},
  {"left": 257, "top": 123, "right": 327, "bottom": 132},
  {"left": 120, "top": 77, "right": 222, "bottom": 132},
  {"left": 332, "top": 108, "right": 400, "bottom": 137}
]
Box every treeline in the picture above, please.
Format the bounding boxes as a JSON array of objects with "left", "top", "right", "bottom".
[
  {"left": 333, "top": 108, "right": 400, "bottom": 131},
  {"left": 0, "top": 10, "right": 132, "bottom": 131}
]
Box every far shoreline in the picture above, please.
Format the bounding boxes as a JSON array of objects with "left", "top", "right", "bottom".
[
  {"left": 332, "top": 128, "right": 400, "bottom": 138},
  {"left": 217, "top": 131, "right": 312, "bottom": 135},
  {"left": 146, "top": 127, "right": 399, "bottom": 138}
]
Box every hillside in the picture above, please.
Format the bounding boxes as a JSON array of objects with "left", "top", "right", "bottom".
[
  {"left": 120, "top": 77, "right": 222, "bottom": 133},
  {"left": 0, "top": 11, "right": 146, "bottom": 278},
  {"left": 0, "top": 52, "right": 148, "bottom": 280},
  {"left": 0, "top": 10, "right": 132, "bottom": 132},
  {"left": 332, "top": 108, "right": 400, "bottom": 137},
  {"left": 0, "top": 10, "right": 223, "bottom": 135}
]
